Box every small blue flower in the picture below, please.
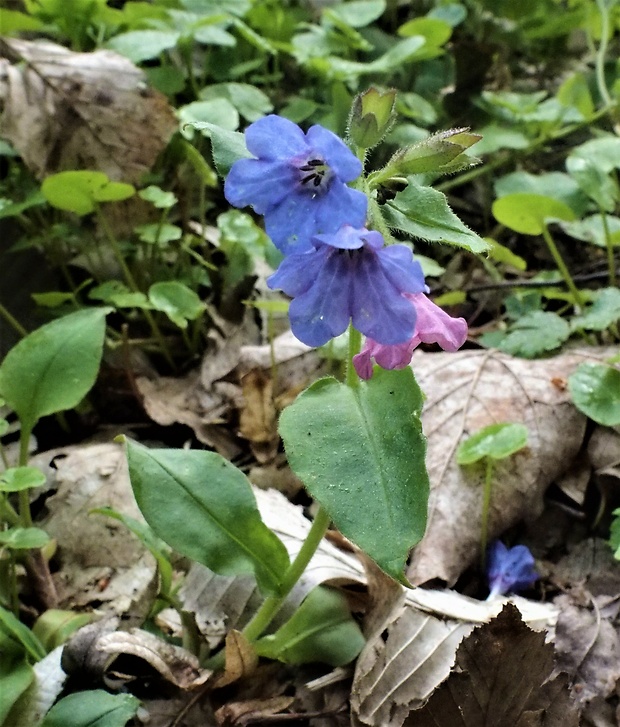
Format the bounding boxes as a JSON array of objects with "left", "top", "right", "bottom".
[
  {"left": 487, "top": 541, "right": 538, "bottom": 599},
  {"left": 267, "top": 225, "right": 426, "bottom": 347},
  {"left": 224, "top": 115, "right": 368, "bottom": 255}
]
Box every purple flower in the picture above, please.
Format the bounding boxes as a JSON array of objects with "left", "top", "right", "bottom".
[
  {"left": 487, "top": 541, "right": 538, "bottom": 599},
  {"left": 352, "top": 293, "right": 468, "bottom": 379},
  {"left": 267, "top": 225, "right": 426, "bottom": 347},
  {"left": 224, "top": 115, "right": 368, "bottom": 255}
]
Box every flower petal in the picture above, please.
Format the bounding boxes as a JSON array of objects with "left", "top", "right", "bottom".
[
  {"left": 378, "top": 245, "right": 426, "bottom": 293},
  {"left": 306, "top": 125, "right": 362, "bottom": 181},
  {"left": 313, "top": 182, "right": 368, "bottom": 237},
  {"left": 487, "top": 541, "right": 538, "bottom": 598},
  {"left": 224, "top": 158, "right": 296, "bottom": 214},
  {"left": 409, "top": 293, "right": 468, "bottom": 351},
  {"left": 267, "top": 250, "right": 316, "bottom": 298},
  {"left": 245, "top": 115, "right": 308, "bottom": 160},
  {"left": 264, "top": 193, "right": 320, "bottom": 255},
  {"left": 313, "top": 224, "right": 365, "bottom": 250}
]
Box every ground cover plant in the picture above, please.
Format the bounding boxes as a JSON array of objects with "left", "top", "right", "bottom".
[{"left": 1, "top": 0, "right": 620, "bottom": 725}]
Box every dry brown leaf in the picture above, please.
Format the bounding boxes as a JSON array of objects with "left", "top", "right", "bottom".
[
  {"left": 238, "top": 369, "right": 279, "bottom": 463},
  {"left": 97, "top": 628, "right": 210, "bottom": 689},
  {"left": 215, "top": 696, "right": 295, "bottom": 726},
  {"left": 36, "top": 442, "right": 157, "bottom": 619},
  {"left": 213, "top": 630, "right": 259, "bottom": 689},
  {"left": 407, "top": 347, "right": 602, "bottom": 585},
  {"left": 404, "top": 603, "right": 580, "bottom": 727},
  {"left": 0, "top": 38, "right": 176, "bottom": 182}
]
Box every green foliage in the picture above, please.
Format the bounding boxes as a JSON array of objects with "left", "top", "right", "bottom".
[
  {"left": 486, "top": 311, "right": 571, "bottom": 358},
  {"left": 255, "top": 586, "right": 365, "bottom": 666},
  {"left": 0, "top": 527, "right": 50, "bottom": 550},
  {"left": 0, "top": 658, "right": 34, "bottom": 726},
  {"left": 41, "top": 172, "right": 135, "bottom": 216},
  {"left": 0, "top": 606, "right": 47, "bottom": 662},
  {"left": 32, "top": 610, "right": 92, "bottom": 653},
  {"left": 569, "top": 363, "right": 620, "bottom": 426},
  {"left": 492, "top": 193, "right": 576, "bottom": 236},
  {"left": 457, "top": 423, "right": 529, "bottom": 465},
  {"left": 41, "top": 690, "right": 140, "bottom": 727},
  {"left": 0, "top": 308, "right": 109, "bottom": 435},
  {"left": 0, "top": 467, "right": 46, "bottom": 492},
  {"left": 124, "top": 439, "right": 290, "bottom": 595},
  {"left": 279, "top": 368, "right": 429, "bottom": 584}
]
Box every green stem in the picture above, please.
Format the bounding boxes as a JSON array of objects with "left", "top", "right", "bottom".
[
  {"left": 346, "top": 326, "right": 362, "bottom": 388},
  {"left": 594, "top": 0, "right": 613, "bottom": 108},
  {"left": 540, "top": 224, "right": 585, "bottom": 310},
  {"left": 0, "top": 496, "right": 20, "bottom": 527},
  {"left": 599, "top": 208, "right": 617, "bottom": 286},
  {"left": 242, "top": 506, "right": 332, "bottom": 643},
  {"left": 0, "top": 302, "right": 27, "bottom": 338},
  {"left": 18, "top": 427, "right": 33, "bottom": 528},
  {"left": 480, "top": 458, "right": 494, "bottom": 569},
  {"left": 95, "top": 207, "right": 177, "bottom": 371}
]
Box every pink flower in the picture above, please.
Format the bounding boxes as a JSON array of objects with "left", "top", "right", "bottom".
[{"left": 352, "top": 293, "right": 467, "bottom": 379}]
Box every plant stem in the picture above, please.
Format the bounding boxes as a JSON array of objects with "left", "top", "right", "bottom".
[
  {"left": 594, "top": 0, "right": 613, "bottom": 109},
  {"left": 18, "top": 427, "right": 33, "bottom": 528},
  {"left": 540, "top": 223, "right": 586, "bottom": 310},
  {"left": 480, "top": 458, "right": 494, "bottom": 569},
  {"left": 0, "top": 303, "right": 27, "bottom": 338},
  {"left": 346, "top": 327, "right": 362, "bottom": 388},
  {"left": 599, "top": 208, "right": 617, "bottom": 286},
  {"left": 0, "top": 495, "right": 20, "bottom": 526}
]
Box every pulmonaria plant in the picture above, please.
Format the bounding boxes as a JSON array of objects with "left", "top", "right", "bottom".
[
  {"left": 224, "top": 115, "right": 367, "bottom": 255},
  {"left": 124, "top": 92, "right": 488, "bottom": 674}
]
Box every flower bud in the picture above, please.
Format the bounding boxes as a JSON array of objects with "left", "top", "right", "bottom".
[{"left": 348, "top": 87, "right": 397, "bottom": 149}]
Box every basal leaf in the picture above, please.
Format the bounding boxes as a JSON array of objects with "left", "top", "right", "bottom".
[
  {"left": 568, "top": 363, "right": 620, "bottom": 427},
  {"left": 570, "top": 287, "right": 620, "bottom": 332},
  {"left": 493, "top": 311, "right": 570, "bottom": 358},
  {"left": 0, "top": 467, "right": 46, "bottom": 492},
  {"left": 492, "top": 193, "right": 576, "bottom": 235},
  {"left": 0, "top": 527, "right": 50, "bottom": 550},
  {"left": 106, "top": 30, "right": 180, "bottom": 62},
  {"left": 279, "top": 368, "right": 429, "bottom": 584},
  {"left": 42, "top": 171, "right": 134, "bottom": 216},
  {"left": 148, "top": 281, "right": 205, "bottom": 328},
  {"left": 125, "top": 441, "right": 290, "bottom": 594},
  {"left": 192, "top": 123, "right": 252, "bottom": 176},
  {"left": 384, "top": 182, "right": 490, "bottom": 254},
  {"left": 255, "top": 586, "right": 365, "bottom": 666},
  {"left": 41, "top": 690, "right": 139, "bottom": 727},
  {"left": 457, "top": 423, "right": 528, "bottom": 465},
  {"left": 0, "top": 308, "right": 109, "bottom": 434}
]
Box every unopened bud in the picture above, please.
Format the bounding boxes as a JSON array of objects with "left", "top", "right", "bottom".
[{"left": 348, "top": 87, "right": 397, "bottom": 149}]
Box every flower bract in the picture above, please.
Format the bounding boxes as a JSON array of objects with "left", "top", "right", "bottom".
[
  {"left": 487, "top": 541, "right": 538, "bottom": 598},
  {"left": 352, "top": 293, "right": 468, "bottom": 379},
  {"left": 224, "top": 115, "right": 367, "bottom": 255},
  {"left": 267, "top": 225, "right": 426, "bottom": 347}
]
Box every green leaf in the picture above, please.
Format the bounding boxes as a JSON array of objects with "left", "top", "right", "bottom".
[
  {"left": 106, "top": 30, "right": 180, "bottom": 62},
  {"left": 0, "top": 308, "right": 109, "bottom": 435},
  {"left": 569, "top": 363, "right": 620, "bottom": 427},
  {"left": 494, "top": 311, "right": 570, "bottom": 358},
  {"left": 0, "top": 606, "right": 47, "bottom": 662},
  {"left": 42, "top": 172, "right": 135, "bottom": 216},
  {"left": 90, "top": 507, "right": 173, "bottom": 595},
  {"left": 125, "top": 440, "right": 290, "bottom": 594},
  {"left": 609, "top": 508, "right": 620, "bottom": 558},
  {"left": 279, "top": 368, "right": 429, "bottom": 584},
  {"left": 559, "top": 214, "right": 620, "bottom": 248},
  {"left": 0, "top": 658, "right": 34, "bottom": 725},
  {"left": 0, "top": 467, "right": 46, "bottom": 492},
  {"left": 457, "top": 423, "right": 529, "bottom": 465},
  {"left": 178, "top": 99, "right": 240, "bottom": 140},
  {"left": 570, "top": 288, "right": 620, "bottom": 332},
  {"left": 138, "top": 186, "right": 177, "bottom": 209},
  {"left": 0, "top": 527, "right": 50, "bottom": 550},
  {"left": 199, "top": 83, "right": 273, "bottom": 122},
  {"left": 0, "top": 191, "right": 46, "bottom": 220},
  {"left": 569, "top": 136, "right": 620, "bottom": 174},
  {"left": 148, "top": 281, "right": 205, "bottom": 328},
  {"left": 32, "top": 610, "right": 92, "bottom": 652},
  {"left": 41, "top": 690, "right": 140, "bottom": 727},
  {"left": 566, "top": 155, "right": 618, "bottom": 212},
  {"left": 195, "top": 123, "right": 252, "bottom": 176},
  {"left": 31, "top": 291, "right": 76, "bottom": 308},
  {"left": 494, "top": 171, "right": 588, "bottom": 216},
  {"left": 487, "top": 239, "right": 527, "bottom": 270},
  {"left": 492, "top": 193, "right": 576, "bottom": 236},
  {"left": 255, "top": 586, "right": 365, "bottom": 666},
  {"left": 135, "top": 223, "right": 183, "bottom": 245},
  {"left": 88, "top": 281, "right": 151, "bottom": 309},
  {"left": 384, "top": 181, "right": 490, "bottom": 254},
  {"left": 327, "top": 0, "right": 385, "bottom": 27}
]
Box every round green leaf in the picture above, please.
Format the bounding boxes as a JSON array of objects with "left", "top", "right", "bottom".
[
  {"left": 106, "top": 30, "right": 180, "bottom": 62},
  {"left": 138, "top": 185, "right": 177, "bottom": 209},
  {"left": 42, "top": 172, "right": 134, "bottom": 216},
  {"left": 148, "top": 281, "right": 205, "bottom": 328},
  {"left": 457, "top": 423, "right": 529, "bottom": 465},
  {"left": 0, "top": 308, "right": 109, "bottom": 434},
  {"left": 0, "top": 467, "right": 46, "bottom": 492},
  {"left": 125, "top": 441, "right": 290, "bottom": 594},
  {"left": 0, "top": 527, "right": 50, "bottom": 550},
  {"left": 569, "top": 363, "right": 620, "bottom": 426},
  {"left": 492, "top": 193, "right": 576, "bottom": 235},
  {"left": 136, "top": 223, "right": 182, "bottom": 245},
  {"left": 41, "top": 690, "right": 139, "bottom": 727},
  {"left": 279, "top": 368, "right": 429, "bottom": 584}
]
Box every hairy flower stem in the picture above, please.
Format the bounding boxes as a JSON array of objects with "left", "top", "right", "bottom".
[
  {"left": 540, "top": 224, "right": 585, "bottom": 311},
  {"left": 480, "top": 458, "right": 494, "bottom": 570},
  {"left": 18, "top": 426, "right": 33, "bottom": 528},
  {"left": 346, "top": 326, "right": 362, "bottom": 388}
]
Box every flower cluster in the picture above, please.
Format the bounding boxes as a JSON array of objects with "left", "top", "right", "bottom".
[
  {"left": 225, "top": 114, "right": 467, "bottom": 373},
  {"left": 487, "top": 541, "right": 538, "bottom": 599}
]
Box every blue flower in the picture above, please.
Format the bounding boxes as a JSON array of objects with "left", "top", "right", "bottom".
[
  {"left": 487, "top": 541, "right": 538, "bottom": 599},
  {"left": 267, "top": 225, "right": 426, "bottom": 347},
  {"left": 224, "top": 115, "right": 368, "bottom": 255}
]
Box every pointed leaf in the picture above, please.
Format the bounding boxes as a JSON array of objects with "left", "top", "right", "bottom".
[
  {"left": 255, "top": 586, "right": 365, "bottom": 666},
  {"left": 125, "top": 441, "right": 290, "bottom": 594},
  {"left": 41, "top": 690, "right": 139, "bottom": 727},
  {"left": 0, "top": 308, "right": 109, "bottom": 434},
  {"left": 279, "top": 368, "right": 429, "bottom": 584}
]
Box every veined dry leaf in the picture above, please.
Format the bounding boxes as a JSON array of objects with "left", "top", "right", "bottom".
[
  {"left": 213, "top": 630, "right": 259, "bottom": 689},
  {"left": 404, "top": 603, "right": 580, "bottom": 727},
  {"left": 407, "top": 347, "right": 611, "bottom": 585},
  {"left": 0, "top": 38, "right": 176, "bottom": 182},
  {"left": 215, "top": 696, "right": 295, "bottom": 726},
  {"left": 239, "top": 369, "right": 279, "bottom": 463}
]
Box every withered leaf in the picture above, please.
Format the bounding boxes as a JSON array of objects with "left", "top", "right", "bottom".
[
  {"left": 213, "top": 630, "right": 259, "bottom": 689},
  {"left": 405, "top": 603, "right": 580, "bottom": 727},
  {"left": 0, "top": 38, "right": 177, "bottom": 182}
]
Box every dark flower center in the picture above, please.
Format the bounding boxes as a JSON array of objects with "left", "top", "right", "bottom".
[{"left": 298, "top": 157, "right": 330, "bottom": 191}]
